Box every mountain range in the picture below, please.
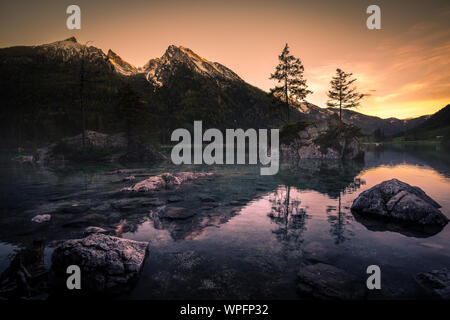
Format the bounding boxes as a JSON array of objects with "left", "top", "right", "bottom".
[{"left": 0, "top": 37, "right": 444, "bottom": 148}]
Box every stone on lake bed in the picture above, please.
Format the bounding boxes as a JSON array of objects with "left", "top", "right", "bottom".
[
  {"left": 415, "top": 268, "right": 450, "bottom": 299},
  {"left": 351, "top": 179, "right": 449, "bottom": 226},
  {"left": 31, "top": 214, "right": 51, "bottom": 223},
  {"left": 297, "top": 263, "right": 365, "bottom": 300},
  {"left": 51, "top": 234, "right": 149, "bottom": 294}
]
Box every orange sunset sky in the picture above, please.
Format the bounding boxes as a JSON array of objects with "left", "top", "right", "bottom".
[{"left": 0, "top": 0, "right": 449, "bottom": 119}]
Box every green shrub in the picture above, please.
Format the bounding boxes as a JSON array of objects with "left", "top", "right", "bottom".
[
  {"left": 314, "top": 122, "right": 361, "bottom": 153},
  {"left": 280, "top": 120, "right": 311, "bottom": 143}
]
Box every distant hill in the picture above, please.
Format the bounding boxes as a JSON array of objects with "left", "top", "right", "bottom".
[
  {"left": 410, "top": 104, "right": 450, "bottom": 132},
  {"left": 289, "top": 101, "right": 429, "bottom": 135},
  {"left": 399, "top": 104, "right": 450, "bottom": 141}
]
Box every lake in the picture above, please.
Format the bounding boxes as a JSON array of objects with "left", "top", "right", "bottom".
[{"left": 0, "top": 143, "right": 449, "bottom": 299}]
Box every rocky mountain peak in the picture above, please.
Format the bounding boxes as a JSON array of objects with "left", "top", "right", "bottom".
[
  {"left": 64, "top": 36, "right": 78, "bottom": 43},
  {"left": 107, "top": 49, "right": 137, "bottom": 75},
  {"left": 142, "top": 45, "right": 241, "bottom": 87}
]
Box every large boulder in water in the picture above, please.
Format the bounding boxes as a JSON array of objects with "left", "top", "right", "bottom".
[
  {"left": 351, "top": 179, "right": 448, "bottom": 227},
  {"left": 51, "top": 234, "right": 149, "bottom": 294}
]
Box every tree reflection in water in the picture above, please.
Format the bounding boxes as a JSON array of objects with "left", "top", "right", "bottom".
[
  {"left": 326, "top": 178, "right": 365, "bottom": 244},
  {"left": 268, "top": 186, "right": 310, "bottom": 256}
]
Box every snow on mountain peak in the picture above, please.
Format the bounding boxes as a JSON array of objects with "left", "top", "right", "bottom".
[
  {"left": 142, "top": 45, "right": 241, "bottom": 87},
  {"left": 107, "top": 49, "right": 137, "bottom": 75}
]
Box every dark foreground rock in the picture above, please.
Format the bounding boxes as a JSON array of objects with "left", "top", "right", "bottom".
[
  {"left": 51, "top": 234, "right": 149, "bottom": 294},
  {"left": 415, "top": 268, "right": 450, "bottom": 299},
  {"left": 34, "top": 130, "right": 165, "bottom": 165},
  {"left": 351, "top": 179, "right": 448, "bottom": 227},
  {"left": 297, "top": 263, "right": 365, "bottom": 300}
]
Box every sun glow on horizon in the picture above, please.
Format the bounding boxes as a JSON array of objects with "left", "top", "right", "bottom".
[{"left": 0, "top": 0, "right": 449, "bottom": 119}]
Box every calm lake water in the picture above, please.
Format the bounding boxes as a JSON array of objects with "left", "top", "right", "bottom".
[{"left": 0, "top": 143, "right": 449, "bottom": 299}]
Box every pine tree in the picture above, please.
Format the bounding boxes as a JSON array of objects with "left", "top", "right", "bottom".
[
  {"left": 270, "top": 44, "right": 312, "bottom": 123},
  {"left": 327, "top": 69, "right": 364, "bottom": 121}
]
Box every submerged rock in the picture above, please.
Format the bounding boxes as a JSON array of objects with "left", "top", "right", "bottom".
[
  {"left": 51, "top": 234, "right": 149, "bottom": 294},
  {"left": 297, "top": 263, "right": 365, "bottom": 300},
  {"left": 121, "top": 172, "right": 214, "bottom": 193},
  {"left": 84, "top": 226, "right": 108, "bottom": 234},
  {"left": 351, "top": 179, "right": 448, "bottom": 226},
  {"left": 415, "top": 268, "right": 450, "bottom": 299},
  {"left": 31, "top": 214, "right": 51, "bottom": 223}
]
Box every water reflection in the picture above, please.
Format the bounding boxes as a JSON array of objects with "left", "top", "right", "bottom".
[
  {"left": 351, "top": 211, "right": 446, "bottom": 238},
  {"left": 326, "top": 194, "right": 354, "bottom": 244},
  {"left": 365, "top": 143, "right": 450, "bottom": 177},
  {"left": 0, "top": 144, "right": 449, "bottom": 299},
  {"left": 268, "top": 186, "right": 310, "bottom": 255},
  {"left": 276, "top": 160, "right": 365, "bottom": 245},
  {"left": 277, "top": 160, "right": 365, "bottom": 198}
]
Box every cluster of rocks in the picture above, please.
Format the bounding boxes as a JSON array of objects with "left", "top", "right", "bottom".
[
  {"left": 280, "top": 118, "right": 364, "bottom": 161},
  {"left": 295, "top": 179, "right": 449, "bottom": 300},
  {"left": 23, "top": 170, "right": 450, "bottom": 299},
  {"left": 27, "top": 130, "right": 166, "bottom": 165},
  {"left": 121, "top": 172, "right": 214, "bottom": 193},
  {"left": 33, "top": 130, "right": 127, "bottom": 164}
]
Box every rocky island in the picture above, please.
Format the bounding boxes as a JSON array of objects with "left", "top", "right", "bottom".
[{"left": 280, "top": 116, "right": 364, "bottom": 161}]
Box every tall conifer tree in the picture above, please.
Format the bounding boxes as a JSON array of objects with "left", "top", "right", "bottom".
[
  {"left": 327, "top": 68, "right": 364, "bottom": 121},
  {"left": 270, "top": 44, "right": 312, "bottom": 123}
]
